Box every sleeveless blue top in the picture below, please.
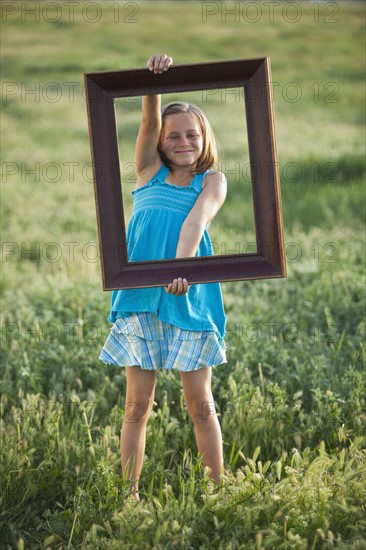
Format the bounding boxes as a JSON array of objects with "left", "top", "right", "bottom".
[{"left": 107, "top": 161, "right": 227, "bottom": 345}]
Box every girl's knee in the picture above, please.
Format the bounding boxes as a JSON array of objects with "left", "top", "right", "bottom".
[
  {"left": 185, "top": 394, "right": 216, "bottom": 422},
  {"left": 124, "top": 396, "right": 154, "bottom": 422}
]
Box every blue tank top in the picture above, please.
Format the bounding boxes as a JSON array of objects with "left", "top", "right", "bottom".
[{"left": 107, "top": 161, "right": 227, "bottom": 344}]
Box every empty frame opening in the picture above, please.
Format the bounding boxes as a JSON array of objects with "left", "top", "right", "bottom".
[{"left": 113, "top": 87, "right": 258, "bottom": 263}]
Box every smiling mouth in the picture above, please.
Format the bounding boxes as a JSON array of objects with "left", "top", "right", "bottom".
[{"left": 174, "top": 150, "right": 194, "bottom": 153}]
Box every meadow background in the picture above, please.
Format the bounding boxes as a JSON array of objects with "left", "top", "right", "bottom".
[{"left": 1, "top": 1, "right": 365, "bottom": 548}]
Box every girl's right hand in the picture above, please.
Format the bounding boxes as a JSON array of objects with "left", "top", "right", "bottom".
[
  {"left": 165, "top": 277, "right": 190, "bottom": 296},
  {"left": 147, "top": 54, "right": 173, "bottom": 74}
]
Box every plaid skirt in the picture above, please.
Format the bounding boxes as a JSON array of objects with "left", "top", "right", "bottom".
[{"left": 98, "top": 311, "right": 228, "bottom": 372}]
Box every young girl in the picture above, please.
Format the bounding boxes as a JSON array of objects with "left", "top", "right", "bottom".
[{"left": 99, "top": 54, "right": 228, "bottom": 502}]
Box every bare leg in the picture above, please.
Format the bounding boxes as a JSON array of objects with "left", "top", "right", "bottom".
[
  {"left": 121, "top": 365, "right": 157, "bottom": 500},
  {"left": 180, "top": 367, "right": 224, "bottom": 486},
  {"left": 193, "top": 412, "right": 223, "bottom": 485}
]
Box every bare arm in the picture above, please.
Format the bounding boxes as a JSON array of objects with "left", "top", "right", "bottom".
[
  {"left": 176, "top": 172, "right": 227, "bottom": 258},
  {"left": 133, "top": 95, "right": 162, "bottom": 173},
  {"left": 182, "top": 172, "right": 227, "bottom": 227},
  {"left": 175, "top": 221, "right": 205, "bottom": 259},
  {"left": 133, "top": 54, "right": 173, "bottom": 174},
  {"left": 165, "top": 172, "right": 227, "bottom": 295}
]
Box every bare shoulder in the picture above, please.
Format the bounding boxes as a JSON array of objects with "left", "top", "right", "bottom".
[
  {"left": 134, "top": 158, "right": 163, "bottom": 191},
  {"left": 202, "top": 170, "right": 227, "bottom": 194},
  {"left": 184, "top": 170, "right": 227, "bottom": 227}
]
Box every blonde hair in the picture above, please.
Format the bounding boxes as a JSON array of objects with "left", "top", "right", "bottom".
[{"left": 157, "top": 101, "right": 218, "bottom": 174}]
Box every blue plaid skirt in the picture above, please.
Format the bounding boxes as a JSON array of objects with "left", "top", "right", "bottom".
[{"left": 98, "top": 311, "right": 228, "bottom": 372}]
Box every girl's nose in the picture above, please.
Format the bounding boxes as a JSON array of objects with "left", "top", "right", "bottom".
[{"left": 178, "top": 136, "right": 189, "bottom": 146}]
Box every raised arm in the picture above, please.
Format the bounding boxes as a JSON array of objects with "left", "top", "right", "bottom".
[
  {"left": 133, "top": 54, "right": 173, "bottom": 175},
  {"left": 133, "top": 94, "right": 162, "bottom": 174}
]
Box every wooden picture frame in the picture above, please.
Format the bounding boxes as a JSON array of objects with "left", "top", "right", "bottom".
[{"left": 84, "top": 57, "right": 287, "bottom": 290}]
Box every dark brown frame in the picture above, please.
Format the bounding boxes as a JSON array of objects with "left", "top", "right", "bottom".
[{"left": 84, "top": 57, "right": 287, "bottom": 290}]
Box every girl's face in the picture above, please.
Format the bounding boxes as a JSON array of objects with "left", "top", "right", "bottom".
[{"left": 160, "top": 113, "right": 203, "bottom": 169}]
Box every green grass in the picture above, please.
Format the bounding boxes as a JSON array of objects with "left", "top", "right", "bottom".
[{"left": 1, "top": 1, "right": 365, "bottom": 548}]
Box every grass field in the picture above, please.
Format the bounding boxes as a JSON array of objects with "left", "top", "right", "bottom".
[{"left": 1, "top": 1, "right": 365, "bottom": 548}]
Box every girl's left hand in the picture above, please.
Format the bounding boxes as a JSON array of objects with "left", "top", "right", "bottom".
[{"left": 165, "top": 277, "right": 190, "bottom": 296}]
